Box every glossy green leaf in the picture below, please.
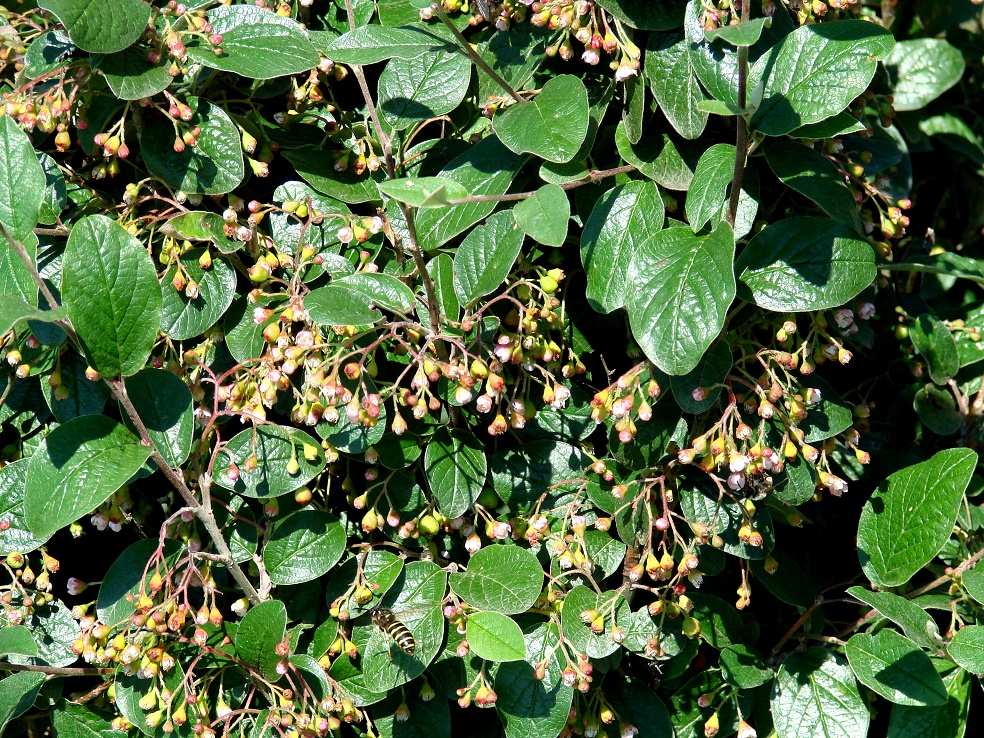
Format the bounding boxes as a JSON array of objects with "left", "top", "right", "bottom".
[
  {"left": 489, "top": 440, "right": 588, "bottom": 510},
  {"left": 325, "top": 24, "right": 455, "bottom": 64},
  {"left": 0, "top": 233, "right": 37, "bottom": 307},
  {"left": 336, "top": 273, "right": 416, "bottom": 314},
  {"left": 0, "top": 116, "right": 45, "bottom": 244},
  {"left": 705, "top": 17, "right": 771, "bottom": 46},
  {"left": 38, "top": 0, "right": 149, "bottom": 53},
  {"left": 6, "top": 599, "right": 78, "bottom": 668},
  {"left": 736, "top": 217, "right": 875, "bottom": 312},
  {"left": 0, "top": 296, "right": 64, "bottom": 336},
  {"left": 615, "top": 123, "right": 696, "bottom": 191},
  {"left": 886, "top": 39, "right": 965, "bottom": 112},
  {"left": 51, "top": 700, "right": 121, "bottom": 738},
  {"left": 961, "top": 569, "right": 984, "bottom": 604},
  {"left": 787, "top": 113, "right": 866, "bottom": 139},
  {"left": 689, "top": 593, "right": 744, "bottom": 649},
  {"left": 91, "top": 48, "right": 172, "bottom": 100},
  {"left": 764, "top": 140, "right": 862, "bottom": 231},
  {"left": 847, "top": 630, "right": 947, "bottom": 706},
  {"left": 684, "top": 1, "right": 740, "bottom": 107},
  {"left": 603, "top": 680, "right": 674, "bottom": 738},
  {"left": 453, "top": 210, "right": 525, "bottom": 305},
  {"left": 421, "top": 252, "right": 460, "bottom": 327},
  {"left": 162, "top": 210, "right": 242, "bottom": 254},
  {"left": 595, "top": 0, "right": 686, "bottom": 31},
  {"left": 0, "top": 626, "right": 37, "bottom": 658},
  {"left": 948, "top": 625, "right": 984, "bottom": 674},
  {"left": 857, "top": 449, "right": 977, "bottom": 588},
  {"left": 466, "top": 612, "right": 526, "bottom": 662},
  {"left": 685, "top": 143, "right": 735, "bottom": 232},
  {"left": 214, "top": 424, "right": 326, "bottom": 498},
  {"left": 236, "top": 600, "right": 288, "bottom": 681},
  {"left": 372, "top": 680, "right": 451, "bottom": 738},
  {"left": 415, "top": 137, "right": 525, "bottom": 250},
  {"left": 24, "top": 415, "right": 153, "bottom": 540},
  {"left": 263, "top": 510, "right": 346, "bottom": 585},
  {"left": 720, "top": 644, "right": 772, "bottom": 688},
  {"left": 139, "top": 97, "right": 244, "bottom": 195},
  {"left": 669, "top": 340, "right": 732, "bottom": 414},
  {"left": 495, "top": 75, "right": 589, "bottom": 163},
  {"left": 283, "top": 148, "right": 384, "bottom": 204},
  {"left": 0, "top": 460, "right": 50, "bottom": 556},
  {"left": 752, "top": 21, "right": 895, "bottom": 136},
  {"left": 773, "top": 650, "right": 868, "bottom": 738},
  {"left": 160, "top": 249, "right": 237, "bottom": 340},
  {"left": 846, "top": 587, "right": 942, "bottom": 652},
  {"left": 0, "top": 672, "right": 46, "bottom": 734},
  {"left": 119, "top": 368, "right": 192, "bottom": 469},
  {"left": 379, "top": 51, "right": 471, "bottom": 131},
  {"left": 626, "top": 224, "right": 735, "bottom": 376},
  {"left": 377, "top": 176, "right": 468, "bottom": 207},
  {"left": 316, "top": 375, "right": 387, "bottom": 455},
  {"left": 306, "top": 284, "right": 384, "bottom": 326},
  {"left": 560, "top": 585, "right": 629, "bottom": 659},
  {"left": 581, "top": 180, "right": 665, "bottom": 314},
  {"left": 425, "top": 427, "right": 487, "bottom": 519},
  {"left": 887, "top": 662, "right": 970, "bottom": 738},
  {"left": 513, "top": 184, "right": 569, "bottom": 247},
  {"left": 679, "top": 476, "right": 774, "bottom": 559},
  {"left": 909, "top": 314, "right": 959, "bottom": 385},
  {"left": 97, "top": 538, "right": 182, "bottom": 626},
  {"left": 913, "top": 384, "right": 962, "bottom": 436},
  {"left": 644, "top": 33, "right": 708, "bottom": 140},
  {"left": 37, "top": 153, "right": 66, "bottom": 226},
  {"left": 186, "top": 5, "right": 319, "bottom": 79},
  {"left": 450, "top": 545, "right": 543, "bottom": 615},
  {"left": 325, "top": 551, "right": 405, "bottom": 620}
]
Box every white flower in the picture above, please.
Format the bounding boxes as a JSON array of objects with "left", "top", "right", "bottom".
[
  {"left": 615, "top": 64, "right": 638, "bottom": 82},
  {"left": 582, "top": 49, "right": 600, "bottom": 65},
  {"left": 834, "top": 308, "right": 854, "bottom": 328},
  {"left": 727, "top": 473, "right": 746, "bottom": 490},
  {"left": 66, "top": 577, "right": 88, "bottom": 596},
  {"left": 858, "top": 302, "right": 876, "bottom": 320}
]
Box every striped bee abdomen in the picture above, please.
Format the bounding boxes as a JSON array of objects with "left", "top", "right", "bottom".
[{"left": 371, "top": 607, "right": 415, "bottom": 655}]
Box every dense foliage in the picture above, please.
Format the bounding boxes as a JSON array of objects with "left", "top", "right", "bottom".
[{"left": 1, "top": 0, "right": 984, "bottom": 736}]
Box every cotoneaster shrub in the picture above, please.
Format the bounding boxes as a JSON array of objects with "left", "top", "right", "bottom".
[{"left": 0, "top": 1, "right": 983, "bottom": 737}]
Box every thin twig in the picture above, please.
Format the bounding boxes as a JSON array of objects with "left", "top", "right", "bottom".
[
  {"left": 725, "top": 0, "right": 750, "bottom": 228},
  {"left": 447, "top": 165, "right": 636, "bottom": 205},
  {"left": 0, "top": 664, "right": 114, "bottom": 676}
]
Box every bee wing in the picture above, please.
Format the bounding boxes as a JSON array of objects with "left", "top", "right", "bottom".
[{"left": 475, "top": 0, "right": 491, "bottom": 20}]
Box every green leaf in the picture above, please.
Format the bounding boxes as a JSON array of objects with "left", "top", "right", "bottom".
[
  {"left": 494, "top": 620, "right": 574, "bottom": 738},
  {"left": 764, "top": 141, "right": 862, "bottom": 231},
  {"left": 948, "top": 626, "right": 984, "bottom": 674},
  {"left": 489, "top": 440, "right": 588, "bottom": 510},
  {"left": 306, "top": 284, "right": 383, "bottom": 326},
  {"left": 24, "top": 416, "right": 153, "bottom": 540},
  {"left": 449, "top": 545, "right": 543, "bottom": 615},
  {"left": 160, "top": 249, "right": 236, "bottom": 340},
  {"left": 139, "top": 97, "right": 244, "bottom": 195},
  {"left": 453, "top": 210, "right": 525, "bottom": 305},
  {"left": 644, "top": 33, "right": 708, "bottom": 140},
  {"left": 0, "top": 626, "right": 37, "bottom": 658},
  {"left": 914, "top": 384, "right": 962, "bottom": 436},
  {"left": 581, "top": 180, "right": 665, "bottom": 314},
  {"left": 684, "top": 2, "right": 740, "bottom": 107},
  {"left": 919, "top": 113, "right": 984, "bottom": 166},
  {"left": 962, "top": 570, "right": 984, "bottom": 605},
  {"left": 0, "top": 234, "right": 37, "bottom": 307},
  {"left": 237, "top": 600, "right": 288, "bottom": 681},
  {"left": 336, "top": 273, "right": 416, "bottom": 314},
  {"left": 736, "top": 217, "right": 875, "bottom": 312},
  {"left": 513, "top": 184, "right": 569, "bottom": 247},
  {"left": 6, "top": 599, "right": 78, "bottom": 668},
  {"left": 379, "top": 51, "right": 471, "bottom": 131},
  {"left": 38, "top": 0, "right": 149, "bottom": 53},
  {"left": 689, "top": 593, "right": 744, "bottom": 650},
  {"left": 316, "top": 375, "right": 387, "bottom": 455},
  {"left": 858, "top": 448, "right": 977, "bottom": 588},
  {"left": 603, "top": 679, "right": 674, "bottom": 738},
  {"left": 685, "top": 143, "right": 735, "bottom": 232},
  {"left": 0, "top": 116, "right": 45, "bottom": 243},
  {"left": 97, "top": 538, "right": 183, "bottom": 626},
  {"left": 787, "top": 112, "right": 866, "bottom": 139},
  {"left": 495, "top": 75, "right": 589, "bottom": 163},
  {"left": 594, "top": 0, "right": 686, "bottom": 31},
  {"left": 377, "top": 176, "right": 468, "bottom": 208},
  {"left": 886, "top": 39, "right": 965, "bottom": 112},
  {"left": 0, "top": 672, "right": 46, "bottom": 734},
  {"left": 61, "top": 215, "right": 161, "bottom": 378},
  {"left": 326, "top": 551, "right": 405, "bottom": 620},
  {"left": 848, "top": 630, "right": 947, "bottom": 706},
  {"left": 626, "top": 224, "right": 735, "bottom": 376},
  {"left": 120, "top": 368, "right": 193, "bottom": 469},
  {"left": 422, "top": 253, "right": 459, "bottom": 326},
  {"left": 0, "top": 460, "right": 51, "bottom": 556},
  {"left": 750, "top": 546, "right": 817, "bottom": 607},
  {"left": 215, "top": 425, "right": 325, "bottom": 498},
  {"left": 415, "top": 137, "right": 526, "bottom": 250},
  {"left": 263, "top": 510, "right": 346, "bottom": 585},
  {"left": 51, "top": 701, "right": 121, "bottom": 738},
  {"left": 669, "top": 340, "right": 732, "bottom": 414},
  {"left": 704, "top": 17, "right": 771, "bottom": 46},
  {"left": 800, "top": 375, "right": 854, "bottom": 443},
  {"left": 186, "top": 5, "right": 319, "bottom": 79},
  {"left": 773, "top": 649, "right": 868, "bottom": 738},
  {"left": 887, "top": 662, "right": 971, "bottom": 738},
  {"left": 283, "top": 148, "right": 384, "bottom": 204},
  {"left": 846, "top": 587, "right": 942, "bottom": 652},
  {"left": 720, "top": 644, "right": 772, "bottom": 688},
  {"left": 615, "top": 123, "right": 696, "bottom": 191},
  {"left": 466, "top": 612, "right": 527, "bottom": 662},
  {"left": 751, "top": 21, "right": 895, "bottom": 137},
  {"left": 37, "top": 152, "right": 67, "bottom": 226},
  {"left": 325, "top": 24, "right": 455, "bottom": 64},
  {"left": 696, "top": 99, "right": 745, "bottom": 116},
  {"left": 909, "top": 314, "right": 959, "bottom": 385},
  {"left": 91, "top": 47, "right": 172, "bottom": 100},
  {"left": 560, "top": 585, "right": 629, "bottom": 659},
  {"left": 0, "top": 296, "right": 65, "bottom": 336},
  {"left": 425, "top": 427, "right": 487, "bottom": 519},
  {"left": 679, "top": 475, "right": 774, "bottom": 559},
  {"left": 373, "top": 679, "right": 451, "bottom": 738},
  {"left": 161, "top": 210, "right": 242, "bottom": 254}
]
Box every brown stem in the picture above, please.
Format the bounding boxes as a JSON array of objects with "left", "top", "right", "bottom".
[
  {"left": 0, "top": 664, "right": 114, "bottom": 676},
  {"left": 431, "top": 3, "right": 523, "bottom": 103},
  {"left": 725, "top": 0, "right": 750, "bottom": 228},
  {"left": 770, "top": 598, "right": 821, "bottom": 657},
  {"left": 447, "top": 165, "right": 637, "bottom": 205}
]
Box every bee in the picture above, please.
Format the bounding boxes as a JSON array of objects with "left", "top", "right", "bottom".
[
  {"left": 474, "top": 0, "right": 491, "bottom": 20},
  {"left": 370, "top": 607, "right": 415, "bottom": 655},
  {"left": 744, "top": 469, "right": 774, "bottom": 501}
]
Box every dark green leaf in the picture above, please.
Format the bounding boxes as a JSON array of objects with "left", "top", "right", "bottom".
[
  {"left": 887, "top": 662, "right": 971, "bottom": 738},
  {"left": 0, "top": 626, "right": 37, "bottom": 658},
  {"left": 846, "top": 587, "right": 942, "bottom": 652},
  {"left": 560, "top": 585, "right": 629, "bottom": 659},
  {"left": 644, "top": 33, "right": 708, "bottom": 140},
  {"left": 97, "top": 538, "right": 183, "bottom": 626},
  {"left": 38, "top": 0, "right": 149, "bottom": 53},
  {"left": 910, "top": 314, "right": 959, "bottom": 385},
  {"left": 0, "top": 296, "right": 64, "bottom": 336},
  {"left": 325, "top": 24, "right": 455, "bottom": 64},
  {"left": 0, "top": 116, "right": 45, "bottom": 244},
  {"left": 847, "top": 630, "right": 947, "bottom": 706},
  {"left": 379, "top": 51, "right": 471, "bottom": 131},
  {"left": 886, "top": 39, "right": 965, "bottom": 112},
  {"left": 705, "top": 17, "right": 771, "bottom": 46},
  {"left": 214, "top": 425, "right": 326, "bottom": 498},
  {"left": 306, "top": 284, "right": 384, "bottom": 326},
  {"left": 495, "top": 75, "right": 589, "bottom": 164},
  {"left": 450, "top": 545, "right": 543, "bottom": 615},
  {"left": 669, "top": 340, "right": 732, "bottom": 414},
  {"left": 336, "top": 273, "right": 416, "bottom": 314},
  {"left": 237, "top": 600, "right": 288, "bottom": 681},
  {"left": 425, "top": 427, "right": 487, "bottom": 518},
  {"left": 0, "top": 460, "right": 50, "bottom": 556},
  {"left": 160, "top": 249, "right": 236, "bottom": 340},
  {"left": 595, "top": 0, "right": 686, "bottom": 31},
  {"left": 913, "top": 384, "right": 962, "bottom": 436},
  {"left": 91, "top": 48, "right": 172, "bottom": 100},
  {"left": 0, "top": 672, "right": 46, "bottom": 733},
  {"left": 948, "top": 626, "right": 984, "bottom": 674},
  {"left": 513, "top": 184, "right": 569, "bottom": 247},
  {"left": 453, "top": 210, "right": 525, "bottom": 305},
  {"left": 772, "top": 650, "right": 868, "bottom": 738},
  {"left": 489, "top": 440, "right": 588, "bottom": 510},
  {"left": 686, "top": 143, "right": 735, "bottom": 232},
  {"left": 263, "top": 510, "right": 346, "bottom": 585},
  {"left": 615, "top": 123, "right": 696, "bottom": 191},
  {"left": 467, "top": 612, "right": 526, "bottom": 662},
  {"left": 377, "top": 176, "right": 468, "bottom": 207},
  {"left": 764, "top": 141, "right": 862, "bottom": 231},
  {"left": 720, "top": 644, "right": 772, "bottom": 688}
]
